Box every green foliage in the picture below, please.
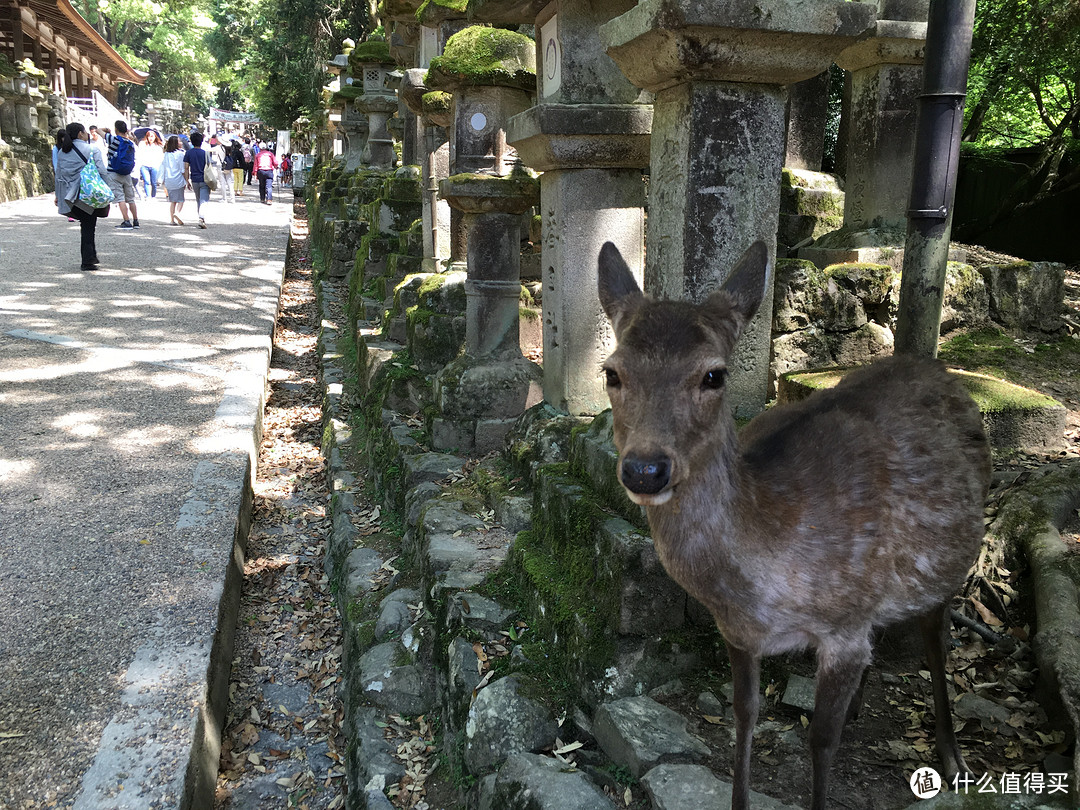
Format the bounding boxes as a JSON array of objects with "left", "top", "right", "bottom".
[
  {"left": 207, "top": 0, "right": 374, "bottom": 129},
  {"left": 73, "top": 0, "right": 227, "bottom": 114},
  {"left": 963, "top": 0, "right": 1080, "bottom": 148}
]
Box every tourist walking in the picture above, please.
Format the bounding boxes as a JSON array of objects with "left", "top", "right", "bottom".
[
  {"left": 103, "top": 120, "right": 140, "bottom": 229},
  {"left": 137, "top": 130, "right": 165, "bottom": 199},
  {"left": 242, "top": 139, "right": 254, "bottom": 186},
  {"left": 54, "top": 122, "right": 110, "bottom": 272},
  {"left": 254, "top": 147, "right": 278, "bottom": 205},
  {"left": 51, "top": 129, "right": 76, "bottom": 222},
  {"left": 210, "top": 134, "right": 234, "bottom": 203},
  {"left": 161, "top": 135, "right": 187, "bottom": 225},
  {"left": 184, "top": 131, "right": 211, "bottom": 229},
  {"left": 230, "top": 141, "right": 245, "bottom": 196}
]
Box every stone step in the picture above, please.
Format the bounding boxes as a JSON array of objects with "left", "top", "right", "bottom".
[{"left": 778, "top": 365, "right": 1066, "bottom": 454}]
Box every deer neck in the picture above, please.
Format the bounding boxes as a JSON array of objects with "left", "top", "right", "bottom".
[
  {"left": 644, "top": 416, "right": 750, "bottom": 566},
  {"left": 641, "top": 416, "right": 767, "bottom": 634}
]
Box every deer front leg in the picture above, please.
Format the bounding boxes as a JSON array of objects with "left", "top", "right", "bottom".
[
  {"left": 728, "top": 645, "right": 760, "bottom": 810},
  {"left": 919, "top": 601, "right": 970, "bottom": 781},
  {"left": 810, "top": 638, "right": 871, "bottom": 810}
]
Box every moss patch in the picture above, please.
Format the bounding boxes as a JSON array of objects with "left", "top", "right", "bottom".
[
  {"left": 348, "top": 38, "right": 394, "bottom": 68},
  {"left": 426, "top": 26, "right": 536, "bottom": 91}
]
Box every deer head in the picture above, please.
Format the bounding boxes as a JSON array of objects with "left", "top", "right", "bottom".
[{"left": 597, "top": 241, "right": 769, "bottom": 506}]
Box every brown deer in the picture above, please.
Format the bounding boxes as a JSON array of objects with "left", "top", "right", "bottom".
[{"left": 597, "top": 240, "right": 991, "bottom": 810}]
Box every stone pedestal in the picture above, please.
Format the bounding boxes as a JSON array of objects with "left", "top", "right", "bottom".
[
  {"left": 504, "top": 0, "right": 650, "bottom": 416},
  {"left": 402, "top": 68, "right": 452, "bottom": 272},
  {"left": 785, "top": 70, "right": 831, "bottom": 171},
  {"left": 800, "top": 1, "right": 929, "bottom": 268},
  {"left": 509, "top": 104, "right": 651, "bottom": 415},
  {"left": 433, "top": 173, "right": 543, "bottom": 454},
  {"left": 600, "top": 0, "right": 875, "bottom": 417},
  {"left": 341, "top": 103, "right": 370, "bottom": 171},
  {"left": 357, "top": 95, "right": 399, "bottom": 170}
]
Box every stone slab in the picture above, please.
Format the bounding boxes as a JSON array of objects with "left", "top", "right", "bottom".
[{"left": 641, "top": 763, "right": 803, "bottom": 810}]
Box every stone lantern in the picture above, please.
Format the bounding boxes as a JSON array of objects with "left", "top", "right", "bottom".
[
  {"left": 424, "top": 26, "right": 545, "bottom": 454},
  {"left": 349, "top": 38, "right": 400, "bottom": 170},
  {"left": 324, "top": 50, "right": 352, "bottom": 160},
  {"left": 507, "top": 0, "right": 653, "bottom": 416},
  {"left": 600, "top": 0, "right": 876, "bottom": 417},
  {"left": 400, "top": 69, "right": 453, "bottom": 272}
]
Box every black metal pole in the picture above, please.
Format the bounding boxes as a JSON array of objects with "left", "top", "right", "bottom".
[{"left": 893, "top": 0, "right": 977, "bottom": 358}]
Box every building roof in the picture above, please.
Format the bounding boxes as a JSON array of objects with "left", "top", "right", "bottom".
[{"left": 5, "top": 0, "right": 147, "bottom": 89}]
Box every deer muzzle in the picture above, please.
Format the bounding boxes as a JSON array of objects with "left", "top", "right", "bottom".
[{"left": 620, "top": 453, "right": 674, "bottom": 505}]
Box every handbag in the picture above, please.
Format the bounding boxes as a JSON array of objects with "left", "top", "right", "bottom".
[
  {"left": 203, "top": 156, "right": 219, "bottom": 191},
  {"left": 73, "top": 145, "right": 113, "bottom": 210}
]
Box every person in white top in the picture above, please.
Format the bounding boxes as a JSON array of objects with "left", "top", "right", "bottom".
[
  {"left": 137, "top": 130, "right": 165, "bottom": 199},
  {"left": 160, "top": 135, "right": 188, "bottom": 225}
]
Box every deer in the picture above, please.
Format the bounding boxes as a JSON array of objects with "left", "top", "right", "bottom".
[{"left": 597, "top": 240, "right": 992, "bottom": 810}]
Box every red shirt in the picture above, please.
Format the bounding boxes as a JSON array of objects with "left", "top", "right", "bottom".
[{"left": 255, "top": 151, "right": 278, "bottom": 172}]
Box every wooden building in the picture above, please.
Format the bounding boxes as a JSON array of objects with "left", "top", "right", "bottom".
[{"left": 1, "top": 0, "right": 145, "bottom": 101}]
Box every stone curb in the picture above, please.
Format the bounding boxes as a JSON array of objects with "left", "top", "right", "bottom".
[{"left": 989, "top": 461, "right": 1080, "bottom": 801}]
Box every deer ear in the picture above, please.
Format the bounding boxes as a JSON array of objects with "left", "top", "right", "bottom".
[
  {"left": 721, "top": 241, "right": 769, "bottom": 320},
  {"left": 598, "top": 241, "right": 644, "bottom": 334},
  {"left": 705, "top": 241, "right": 770, "bottom": 343}
]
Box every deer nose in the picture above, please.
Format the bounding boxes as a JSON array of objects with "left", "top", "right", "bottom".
[{"left": 621, "top": 454, "right": 672, "bottom": 495}]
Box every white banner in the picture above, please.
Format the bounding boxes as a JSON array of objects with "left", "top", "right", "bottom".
[{"left": 209, "top": 108, "right": 261, "bottom": 123}]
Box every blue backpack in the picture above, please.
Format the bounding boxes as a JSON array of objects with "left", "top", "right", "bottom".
[{"left": 109, "top": 136, "right": 136, "bottom": 175}]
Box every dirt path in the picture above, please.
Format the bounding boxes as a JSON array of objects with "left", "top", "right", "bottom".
[{"left": 214, "top": 206, "right": 348, "bottom": 810}]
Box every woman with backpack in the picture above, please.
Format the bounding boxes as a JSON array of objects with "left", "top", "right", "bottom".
[
  {"left": 54, "top": 122, "right": 110, "bottom": 272},
  {"left": 254, "top": 147, "right": 278, "bottom": 205}
]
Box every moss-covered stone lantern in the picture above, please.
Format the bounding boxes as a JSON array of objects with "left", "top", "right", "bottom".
[{"left": 349, "top": 37, "right": 400, "bottom": 169}]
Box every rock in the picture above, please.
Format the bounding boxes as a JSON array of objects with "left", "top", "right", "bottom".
[
  {"left": 404, "top": 481, "right": 441, "bottom": 529},
  {"left": 262, "top": 681, "right": 311, "bottom": 717},
  {"left": 448, "top": 591, "right": 516, "bottom": 633},
  {"left": 979, "top": 261, "right": 1065, "bottom": 332},
  {"left": 954, "top": 692, "right": 1013, "bottom": 731},
  {"left": 487, "top": 752, "right": 617, "bottom": 809},
  {"left": 375, "top": 588, "right": 421, "bottom": 641},
  {"left": 358, "top": 641, "right": 434, "bottom": 716},
  {"left": 402, "top": 452, "right": 466, "bottom": 490},
  {"left": 696, "top": 691, "right": 725, "bottom": 717},
  {"left": 940, "top": 261, "right": 989, "bottom": 332},
  {"left": 593, "top": 696, "right": 711, "bottom": 779},
  {"left": 781, "top": 674, "right": 816, "bottom": 714},
  {"left": 491, "top": 492, "right": 532, "bottom": 534},
  {"left": 348, "top": 707, "right": 406, "bottom": 788},
  {"left": 641, "top": 763, "right": 802, "bottom": 810},
  {"left": 465, "top": 677, "right": 558, "bottom": 774},
  {"left": 447, "top": 636, "right": 482, "bottom": 717},
  {"left": 226, "top": 772, "right": 286, "bottom": 808},
  {"left": 344, "top": 547, "right": 384, "bottom": 598}
]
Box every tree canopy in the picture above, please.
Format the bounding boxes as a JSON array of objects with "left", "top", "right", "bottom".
[
  {"left": 68, "top": 0, "right": 371, "bottom": 130},
  {"left": 960, "top": 0, "right": 1080, "bottom": 233}
]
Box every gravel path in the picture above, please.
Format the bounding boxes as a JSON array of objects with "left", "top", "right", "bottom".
[{"left": 0, "top": 190, "right": 291, "bottom": 809}]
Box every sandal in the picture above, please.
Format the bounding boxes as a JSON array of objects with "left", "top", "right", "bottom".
[{"left": 172, "top": 216, "right": 184, "bottom": 226}]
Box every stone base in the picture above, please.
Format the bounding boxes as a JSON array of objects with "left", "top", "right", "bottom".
[
  {"left": 778, "top": 366, "right": 1066, "bottom": 454},
  {"left": 778, "top": 169, "right": 844, "bottom": 255},
  {"left": 431, "top": 355, "right": 544, "bottom": 454},
  {"left": 800, "top": 229, "right": 969, "bottom": 273}
]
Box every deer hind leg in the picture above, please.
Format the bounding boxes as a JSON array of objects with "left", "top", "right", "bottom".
[
  {"left": 809, "top": 636, "right": 872, "bottom": 810},
  {"left": 728, "top": 645, "right": 761, "bottom": 810},
  {"left": 919, "top": 601, "right": 970, "bottom": 781}
]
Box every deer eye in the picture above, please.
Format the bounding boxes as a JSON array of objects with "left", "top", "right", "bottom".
[
  {"left": 604, "top": 367, "right": 621, "bottom": 388},
  {"left": 701, "top": 369, "right": 727, "bottom": 390}
]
